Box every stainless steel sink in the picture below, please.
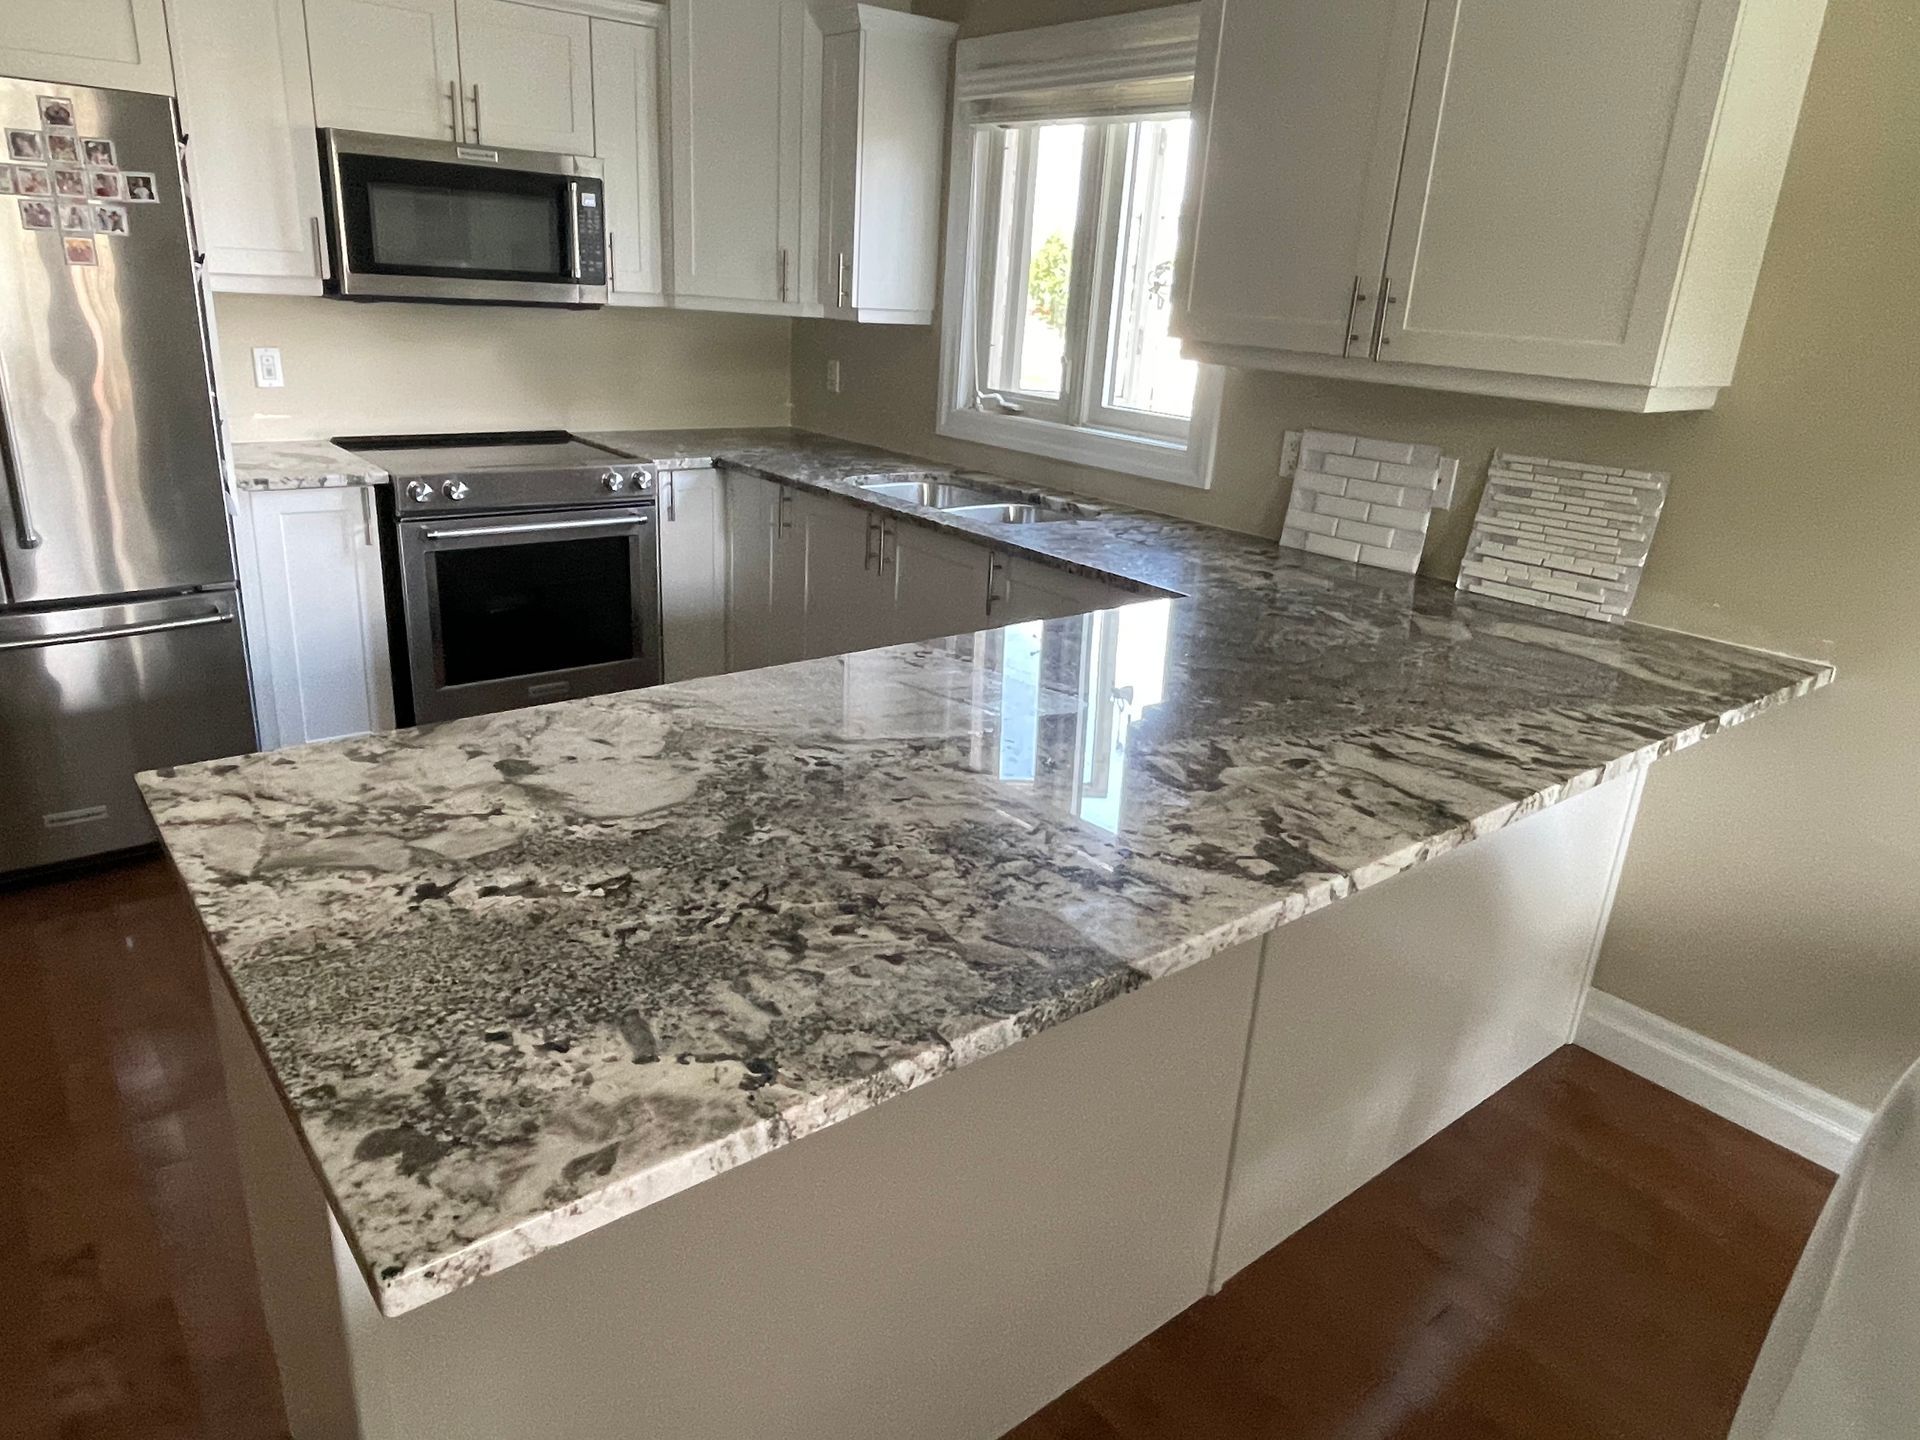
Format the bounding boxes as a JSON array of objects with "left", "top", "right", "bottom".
[
  {"left": 857, "top": 479, "right": 1023, "bottom": 508},
  {"left": 941, "top": 502, "right": 1077, "bottom": 525}
]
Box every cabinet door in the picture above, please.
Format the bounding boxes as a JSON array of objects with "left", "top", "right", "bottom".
[
  {"left": 658, "top": 468, "right": 728, "bottom": 682},
  {"left": 237, "top": 488, "right": 394, "bottom": 749},
  {"left": 817, "top": 29, "right": 861, "bottom": 317},
  {"left": 1377, "top": 0, "right": 1739, "bottom": 383},
  {"left": 0, "top": 0, "right": 174, "bottom": 94},
  {"left": 170, "top": 0, "right": 327, "bottom": 292},
  {"left": 306, "top": 0, "right": 460, "bottom": 141},
  {"left": 456, "top": 0, "right": 594, "bottom": 155},
  {"left": 998, "top": 554, "right": 1129, "bottom": 627},
  {"left": 592, "top": 15, "right": 667, "bottom": 304},
  {"left": 724, "top": 473, "right": 806, "bottom": 672},
  {"left": 889, "top": 520, "right": 992, "bottom": 646},
  {"left": 799, "top": 492, "right": 885, "bottom": 660},
  {"left": 1174, "top": 0, "right": 1427, "bottom": 358},
  {"left": 671, "top": 0, "right": 807, "bottom": 309}
]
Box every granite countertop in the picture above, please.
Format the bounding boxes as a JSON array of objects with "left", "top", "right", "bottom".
[
  {"left": 142, "top": 430, "right": 1833, "bottom": 1318},
  {"left": 229, "top": 439, "right": 389, "bottom": 491}
]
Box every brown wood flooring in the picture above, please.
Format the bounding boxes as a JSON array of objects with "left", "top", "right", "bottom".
[{"left": 0, "top": 855, "right": 1832, "bottom": 1440}]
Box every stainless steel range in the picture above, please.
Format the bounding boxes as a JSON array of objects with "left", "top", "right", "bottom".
[{"left": 341, "top": 432, "right": 661, "bottom": 725}]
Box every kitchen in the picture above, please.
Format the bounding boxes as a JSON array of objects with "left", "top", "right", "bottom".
[{"left": 2, "top": 1, "right": 1914, "bottom": 1438}]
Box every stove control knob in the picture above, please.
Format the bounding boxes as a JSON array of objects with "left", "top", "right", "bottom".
[
  {"left": 635, "top": 471, "right": 654, "bottom": 493},
  {"left": 405, "top": 480, "right": 435, "bottom": 504},
  {"left": 602, "top": 470, "right": 628, "bottom": 493},
  {"left": 442, "top": 480, "right": 470, "bottom": 501}
]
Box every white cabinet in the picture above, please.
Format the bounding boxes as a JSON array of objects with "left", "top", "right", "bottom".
[
  {"left": 1175, "top": 0, "right": 1829, "bottom": 412},
  {"left": 1175, "top": 0, "right": 1425, "bottom": 360},
  {"left": 0, "top": 0, "right": 176, "bottom": 94},
  {"left": 723, "top": 472, "right": 807, "bottom": 672},
  {"left": 798, "top": 491, "right": 886, "bottom": 659},
  {"left": 995, "top": 551, "right": 1131, "bottom": 627},
  {"left": 670, "top": 0, "right": 819, "bottom": 314},
  {"left": 817, "top": 7, "right": 956, "bottom": 325},
  {"left": 305, "top": 0, "right": 461, "bottom": 141},
  {"left": 168, "top": 0, "right": 328, "bottom": 294},
  {"left": 234, "top": 487, "right": 394, "bottom": 750},
  {"left": 591, "top": 9, "right": 667, "bottom": 305},
  {"left": 887, "top": 518, "right": 992, "bottom": 643},
  {"left": 455, "top": 0, "right": 593, "bottom": 154},
  {"left": 658, "top": 467, "right": 729, "bottom": 682}
]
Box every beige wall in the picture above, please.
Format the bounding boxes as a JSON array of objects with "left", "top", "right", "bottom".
[
  {"left": 792, "top": 0, "right": 1920, "bottom": 1106},
  {"left": 214, "top": 295, "right": 793, "bottom": 443}
]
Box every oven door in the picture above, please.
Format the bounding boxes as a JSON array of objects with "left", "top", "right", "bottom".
[
  {"left": 397, "top": 507, "right": 661, "bottom": 724},
  {"left": 324, "top": 129, "right": 607, "bottom": 305}
]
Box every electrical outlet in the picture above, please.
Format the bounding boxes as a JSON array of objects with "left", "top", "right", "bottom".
[
  {"left": 1279, "top": 430, "right": 1302, "bottom": 478},
  {"left": 826, "top": 359, "right": 843, "bottom": 395},
  {"left": 252, "top": 346, "right": 284, "bottom": 389}
]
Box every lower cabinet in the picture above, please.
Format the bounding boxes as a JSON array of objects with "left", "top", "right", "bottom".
[
  {"left": 723, "top": 471, "right": 807, "bottom": 672},
  {"left": 657, "top": 467, "right": 729, "bottom": 682},
  {"left": 997, "top": 551, "right": 1135, "bottom": 626},
  {"left": 887, "top": 516, "right": 994, "bottom": 644},
  {"left": 234, "top": 487, "right": 394, "bottom": 750}
]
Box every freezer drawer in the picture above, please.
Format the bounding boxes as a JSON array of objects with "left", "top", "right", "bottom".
[{"left": 0, "top": 591, "right": 255, "bottom": 874}]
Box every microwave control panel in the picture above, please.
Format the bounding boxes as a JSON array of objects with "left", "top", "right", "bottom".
[{"left": 577, "top": 182, "right": 607, "bottom": 286}]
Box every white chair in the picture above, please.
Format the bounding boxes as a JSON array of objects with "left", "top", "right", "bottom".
[{"left": 1730, "top": 1054, "right": 1920, "bottom": 1438}]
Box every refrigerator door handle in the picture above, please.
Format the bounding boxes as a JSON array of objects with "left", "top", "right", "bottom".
[
  {"left": 0, "top": 607, "right": 232, "bottom": 654},
  {"left": 0, "top": 391, "right": 42, "bottom": 550}
]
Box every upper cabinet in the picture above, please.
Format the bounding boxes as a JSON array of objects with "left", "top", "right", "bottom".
[
  {"left": 0, "top": 0, "right": 176, "bottom": 94},
  {"left": 1175, "top": 0, "right": 1830, "bottom": 412},
  {"left": 168, "top": 0, "right": 329, "bottom": 293},
  {"left": 454, "top": 0, "right": 593, "bottom": 153},
  {"left": 304, "top": 0, "right": 593, "bottom": 153},
  {"left": 305, "top": 0, "right": 461, "bottom": 140},
  {"left": 591, "top": 7, "right": 668, "bottom": 305},
  {"left": 670, "top": 0, "right": 819, "bottom": 314},
  {"left": 817, "top": 6, "right": 957, "bottom": 325}
]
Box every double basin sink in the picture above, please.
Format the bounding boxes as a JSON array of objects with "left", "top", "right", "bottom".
[{"left": 856, "top": 474, "right": 1081, "bottom": 525}]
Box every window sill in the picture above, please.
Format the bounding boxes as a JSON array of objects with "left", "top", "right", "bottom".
[{"left": 937, "top": 403, "right": 1213, "bottom": 489}]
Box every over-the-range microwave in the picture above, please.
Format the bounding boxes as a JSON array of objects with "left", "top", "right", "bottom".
[{"left": 320, "top": 129, "right": 607, "bottom": 307}]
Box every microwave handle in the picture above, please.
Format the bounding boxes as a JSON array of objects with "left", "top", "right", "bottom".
[{"left": 567, "top": 180, "right": 583, "bottom": 282}]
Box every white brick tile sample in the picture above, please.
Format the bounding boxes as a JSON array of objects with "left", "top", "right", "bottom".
[
  {"left": 1279, "top": 430, "right": 1455, "bottom": 577},
  {"left": 1457, "top": 452, "right": 1669, "bottom": 622}
]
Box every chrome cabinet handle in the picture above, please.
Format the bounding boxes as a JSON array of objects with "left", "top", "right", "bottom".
[
  {"left": 445, "top": 80, "right": 460, "bottom": 139},
  {"left": 777, "top": 247, "right": 790, "bottom": 303},
  {"left": 863, "top": 512, "right": 880, "bottom": 571},
  {"left": 836, "top": 252, "right": 850, "bottom": 309},
  {"left": 663, "top": 471, "right": 675, "bottom": 522},
  {"left": 607, "top": 228, "right": 617, "bottom": 291},
  {"left": 0, "top": 608, "right": 230, "bottom": 653},
  {"left": 777, "top": 486, "right": 794, "bottom": 531},
  {"left": 469, "top": 84, "right": 482, "bottom": 145},
  {"left": 985, "top": 552, "right": 1008, "bottom": 615},
  {"left": 421, "top": 515, "right": 649, "bottom": 542},
  {"left": 360, "top": 488, "right": 376, "bottom": 547},
  {"left": 1377, "top": 279, "right": 1400, "bottom": 352}
]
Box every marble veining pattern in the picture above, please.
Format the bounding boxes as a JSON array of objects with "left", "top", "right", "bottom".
[
  {"left": 230, "top": 439, "right": 389, "bottom": 491},
  {"left": 143, "top": 430, "right": 1833, "bottom": 1318}
]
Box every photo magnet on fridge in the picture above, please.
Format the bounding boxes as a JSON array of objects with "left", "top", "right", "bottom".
[
  {"left": 38, "top": 97, "right": 77, "bottom": 130},
  {"left": 63, "top": 235, "right": 97, "bottom": 267},
  {"left": 47, "top": 132, "right": 80, "bottom": 164},
  {"left": 59, "top": 203, "right": 92, "bottom": 234},
  {"left": 13, "top": 167, "right": 50, "bottom": 197},
  {"left": 7, "top": 130, "right": 45, "bottom": 163},
  {"left": 53, "top": 167, "right": 86, "bottom": 198},
  {"left": 87, "top": 169, "right": 121, "bottom": 201},
  {"left": 93, "top": 204, "right": 128, "bottom": 237},
  {"left": 122, "top": 172, "right": 158, "bottom": 203},
  {"left": 19, "top": 199, "right": 54, "bottom": 230},
  {"left": 82, "top": 138, "right": 116, "bottom": 169}
]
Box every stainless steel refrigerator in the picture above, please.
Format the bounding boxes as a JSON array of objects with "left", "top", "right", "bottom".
[{"left": 0, "top": 76, "right": 254, "bottom": 877}]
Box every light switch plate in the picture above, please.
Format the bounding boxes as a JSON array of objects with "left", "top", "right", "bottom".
[{"left": 252, "top": 347, "right": 284, "bottom": 389}]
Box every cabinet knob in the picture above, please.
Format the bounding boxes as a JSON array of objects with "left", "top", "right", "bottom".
[{"left": 442, "top": 480, "right": 470, "bottom": 501}]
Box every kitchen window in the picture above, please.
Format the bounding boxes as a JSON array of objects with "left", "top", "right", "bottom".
[{"left": 938, "top": 8, "right": 1220, "bottom": 488}]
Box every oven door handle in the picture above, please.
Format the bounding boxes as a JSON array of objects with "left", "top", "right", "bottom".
[{"left": 420, "top": 514, "right": 650, "bottom": 543}]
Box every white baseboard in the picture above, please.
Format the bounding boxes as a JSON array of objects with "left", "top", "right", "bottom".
[{"left": 1575, "top": 990, "right": 1871, "bottom": 1173}]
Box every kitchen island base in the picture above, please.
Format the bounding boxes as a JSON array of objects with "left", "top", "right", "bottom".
[{"left": 210, "top": 774, "right": 1643, "bottom": 1439}]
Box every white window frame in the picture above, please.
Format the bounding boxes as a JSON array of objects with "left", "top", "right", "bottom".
[{"left": 936, "top": 9, "right": 1221, "bottom": 490}]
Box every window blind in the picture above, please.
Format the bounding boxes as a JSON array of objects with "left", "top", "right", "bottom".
[{"left": 954, "top": 4, "right": 1201, "bottom": 127}]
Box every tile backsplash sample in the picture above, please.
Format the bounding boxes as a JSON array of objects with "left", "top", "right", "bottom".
[
  {"left": 1457, "top": 453, "right": 1669, "bottom": 622},
  {"left": 1279, "top": 431, "right": 1458, "bottom": 575}
]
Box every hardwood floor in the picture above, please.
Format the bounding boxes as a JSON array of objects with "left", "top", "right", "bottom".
[
  {"left": 1009, "top": 1046, "right": 1834, "bottom": 1440},
  {"left": 0, "top": 856, "right": 1830, "bottom": 1440},
  {"left": 0, "top": 856, "right": 286, "bottom": 1440}
]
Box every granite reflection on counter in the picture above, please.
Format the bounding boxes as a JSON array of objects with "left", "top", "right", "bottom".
[
  {"left": 229, "top": 439, "right": 389, "bottom": 491},
  {"left": 143, "top": 432, "right": 1833, "bottom": 1319}
]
